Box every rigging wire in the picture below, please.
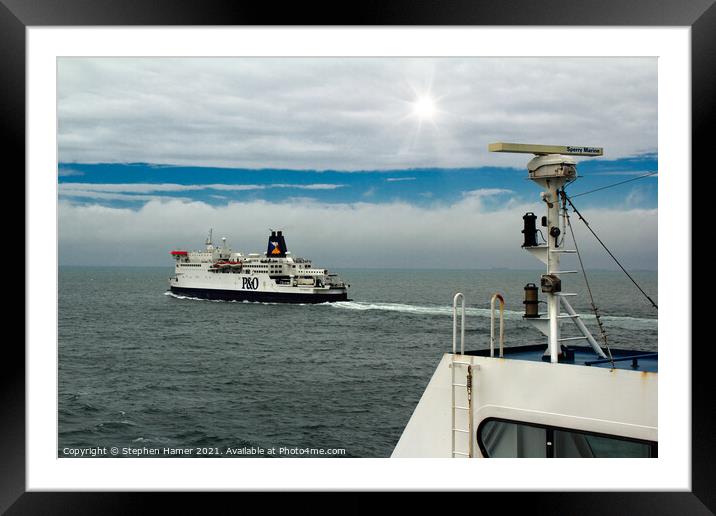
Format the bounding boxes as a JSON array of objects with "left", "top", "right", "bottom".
[
  {"left": 568, "top": 171, "right": 657, "bottom": 199},
  {"left": 536, "top": 229, "right": 547, "bottom": 245},
  {"left": 561, "top": 191, "right": 615, "bottom": 368},
  {"left": 561, "top": 191, "right": 658, "bottom": 310}
]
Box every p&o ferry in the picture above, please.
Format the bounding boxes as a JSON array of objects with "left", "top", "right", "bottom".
[{"left": 169, "top": 230, "right": 349, "bottom": 303}]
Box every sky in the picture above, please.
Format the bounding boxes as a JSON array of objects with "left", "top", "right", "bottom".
[{"left": 57, "top": 57, "right": 658, "bottom": 269}]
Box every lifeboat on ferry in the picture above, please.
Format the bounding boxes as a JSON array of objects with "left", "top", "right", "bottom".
[{"left": 214, "top": 260, "right": 242, "bottom": 271}]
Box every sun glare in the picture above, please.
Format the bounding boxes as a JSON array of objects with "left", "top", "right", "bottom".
[{"left": 413, "top": 95, "right": 437, "bottom": 120}]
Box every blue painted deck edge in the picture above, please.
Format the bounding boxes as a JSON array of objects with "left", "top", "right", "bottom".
[{"left": 465, "top": 344, "right": 658, "bottom": 373}]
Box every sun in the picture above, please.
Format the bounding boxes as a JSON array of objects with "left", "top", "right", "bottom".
[{"left": 412, "top": 95, "right": 437, "bottom": 120}]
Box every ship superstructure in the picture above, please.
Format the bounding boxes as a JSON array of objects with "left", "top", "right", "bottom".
[
  {"left": 169, "top": 230, "right": 349, "bottom": 303},
  {"left": 392, "top": 143, "right": 658, "bottom": 458}
]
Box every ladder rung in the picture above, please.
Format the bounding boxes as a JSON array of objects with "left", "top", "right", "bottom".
[
  {"left": 558, "top": 314, "right": 580, "bottom": 319},
  {"left": 559, "top": 336, "right": 587, "bottom": 341},
  {"left": 451, "top": 361, "right": 473, "bottom": 366},
  {"left": 551, "top": 249, "right": 576, "bottom": 253},
  {"left": 551, "top": 270, "right": 578, "bottom": 274},
  {"left": 452, "top": 451, "right": 470, "bottom": 456},
  {"left": 555, "top": 292, "right": 577, "bottom": 296},
  {"left": 452, "top": 428, "right": 470, "bottom": 433},
  {"left": 453, "top": 406, "right": 470, "bottom": 410},
  {"left": 452, "top": 383, "right": 468, "bottom": 387}
]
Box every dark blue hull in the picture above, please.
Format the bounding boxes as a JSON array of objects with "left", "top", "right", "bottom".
[{"left": 169, "top": 286, "right": 348, "bottom": 303}]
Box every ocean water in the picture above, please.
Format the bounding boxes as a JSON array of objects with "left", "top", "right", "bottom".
[{"left": 58, "top": 267, "right": 657, "bottom": 458}]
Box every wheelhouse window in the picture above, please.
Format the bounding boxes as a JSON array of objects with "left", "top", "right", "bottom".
[{"left": 477, "top": 419, "right": 656, "bottom": 458}]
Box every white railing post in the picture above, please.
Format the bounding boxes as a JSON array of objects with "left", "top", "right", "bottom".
[
  {"left": 490, "top": 293, "right": 505, "bottom": 358},
  {"left": 452, "top": 293, "right": 465, "bottom": 354}
]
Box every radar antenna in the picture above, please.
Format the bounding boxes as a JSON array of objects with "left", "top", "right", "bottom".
[{"left": 488, "top": 142, "right": 603, "bottom": 156}]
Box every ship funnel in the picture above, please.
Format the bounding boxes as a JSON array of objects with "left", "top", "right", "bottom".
[{"left": 266, "top": 230, "right": 288, "bottom": 257}]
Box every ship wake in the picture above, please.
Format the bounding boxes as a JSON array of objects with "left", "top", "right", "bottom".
[
  {"left": 329, "top": 301, "right": 657, "bottom": 330},
  {"left": 164, "top": 291, "right": 304, "bottom": 305}
]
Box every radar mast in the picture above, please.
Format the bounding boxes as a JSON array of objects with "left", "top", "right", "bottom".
[{"left": 489, "top": 143, "right": 606, "bottom": 363}]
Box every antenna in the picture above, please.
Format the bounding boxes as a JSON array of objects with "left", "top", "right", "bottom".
[
  {"left": 489, "top": 142, "right": 605, "bottom": 363},
  {"left": 205, "top": 228, "right": 214, "bottom": 252}
]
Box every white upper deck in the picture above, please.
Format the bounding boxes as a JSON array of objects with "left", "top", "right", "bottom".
[{"left": 170, "top": 231, "right": 332, "bottom": 278}]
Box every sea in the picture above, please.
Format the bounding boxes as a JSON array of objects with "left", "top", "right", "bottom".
[{"left": 58, "top": 267, "right": 657, "bottom": 458}]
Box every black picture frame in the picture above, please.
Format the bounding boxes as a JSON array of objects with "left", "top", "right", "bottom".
[{"left": 5, "top": 0, "right": 711, "bottom": 513}]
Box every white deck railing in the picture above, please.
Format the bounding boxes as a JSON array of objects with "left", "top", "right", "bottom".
[{"left": 452, "top": 293, "right": 465, "bottom": 355}]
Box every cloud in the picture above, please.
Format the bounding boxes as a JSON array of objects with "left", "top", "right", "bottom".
[
  {"left": 58, "top": 182, "right": 346, "bottom": 199},
  {"left": 58, "top": 168, "right": 84, "bottom": 177},
  {"left": 58, "top": 196, "right": 657, "bottom": 270},
  {"left": 362, "top": 187, "right": 376, "bottom": 198},
  {"left": 58, "top": 57, "right": 657, "bottom": 170},
  {"left": 461, "top": 188, "right": 513, "bottom": 199},
  {"left": 271, "top": 183, "right": 346, "bottom": 190},
  {"left": 624, "top": 185, "right": 653, "bottom": 209},
  {"left": 58, "top": 190, "right": 193, "bottom": 203}
]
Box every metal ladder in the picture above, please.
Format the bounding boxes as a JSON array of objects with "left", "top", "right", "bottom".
[{"left": 451, "top": 293, "right": 474, "bottom": 458}]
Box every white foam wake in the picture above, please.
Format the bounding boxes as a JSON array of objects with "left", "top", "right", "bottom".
[
  {"left": 164, "top": 292, "right": 657, "bottom": 330},
  {"left": 329, "top": 301, "right": 657, "bottom": 330}
]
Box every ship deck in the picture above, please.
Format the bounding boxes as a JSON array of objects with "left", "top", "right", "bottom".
[{"left": 465, "top": 344, "right": 658, "bottom": 373}]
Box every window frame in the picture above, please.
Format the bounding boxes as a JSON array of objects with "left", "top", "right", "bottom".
[{"left": 476, "top": 417, "right": 658, "bottom": 458}]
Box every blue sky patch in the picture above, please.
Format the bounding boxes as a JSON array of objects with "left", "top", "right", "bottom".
[{"left": 58, "top": 154, "right": 657, "bottom": 210}]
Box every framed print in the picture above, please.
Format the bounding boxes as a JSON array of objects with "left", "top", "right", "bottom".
[{"left": 6, "top": 0, "right": 713, "bottom": 512}]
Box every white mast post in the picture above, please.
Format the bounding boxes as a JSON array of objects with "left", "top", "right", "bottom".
[
  {"left": 488, "top": 143, "right": 603, "bottom": 363},
  {"left": 544, "top": 177, "right": 562, "bottom": 363}
]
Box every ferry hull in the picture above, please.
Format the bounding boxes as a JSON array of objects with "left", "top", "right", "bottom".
[{"left": 169, "top": 285, "right": 348, "bottom": 303}]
